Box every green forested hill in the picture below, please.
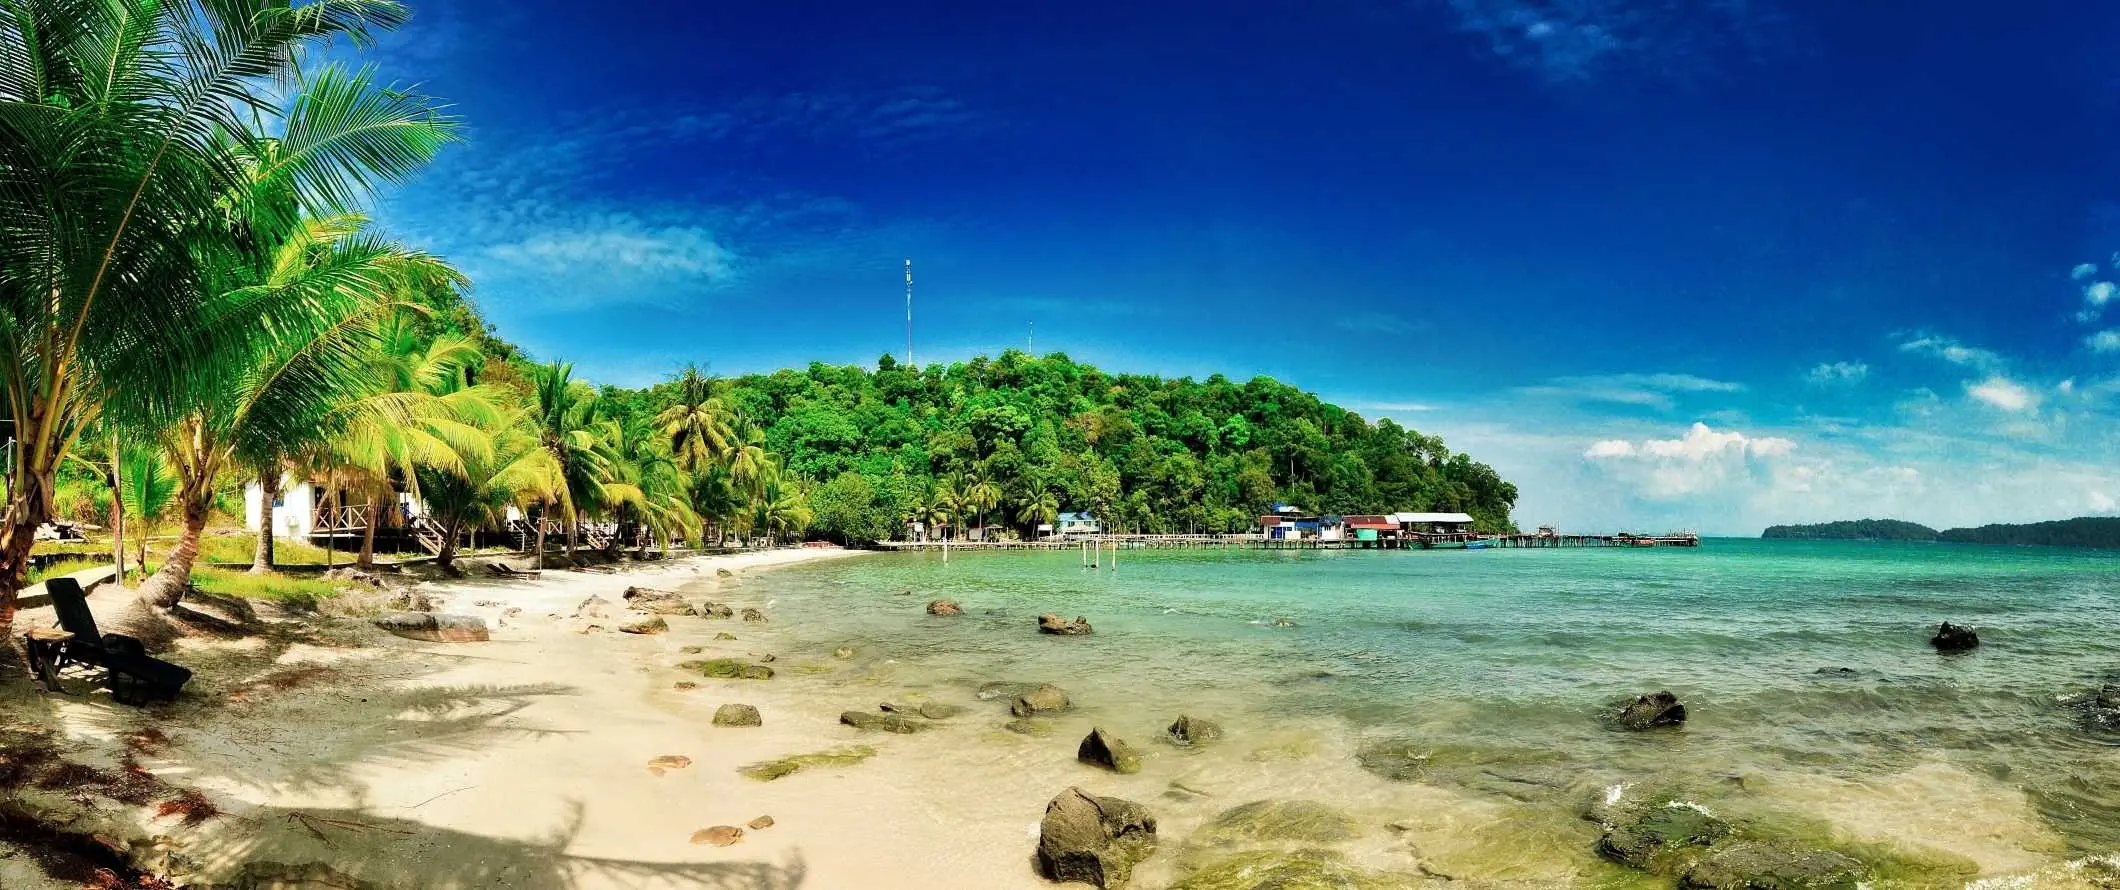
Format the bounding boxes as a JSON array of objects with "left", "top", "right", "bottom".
[
  {"left": 1938, "top": 517, "right": 2120, "bottom": 548},
  {"left": 1761, "top": 519, "right": 1939, "bottom": 540},
  {"left": 608, "top": 352, "right": 1517, "bottom": 542}
]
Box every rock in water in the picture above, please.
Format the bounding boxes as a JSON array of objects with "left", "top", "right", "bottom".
[
  {"left": 713, "top": 704, "right": 762, "bottom": 727},
  {"left": 1680, "top": 842, "right": 1864, "bottom": 889},
  {"left": 927, "top": 598, "right": 963, "bottom": 615},
  {"left": 372, "top": 612, "right": 489, "bottom": 643},
  {"left": 622, "top": 586, "right": 698, "bottom": 616},
  {"left": 918, "top": 702, "right": 964, "bottom": 720},
  {"left": 681, "top": 659, "right": 774, "bottom": 680},
  {"left": 1035, "top": 787, "right": 1158, "bottom": 888},
  {"left": 1592, "top": 787, "right": 1730, "bottom": 870},
  {"left": 1079, "top": 728, "right": 1143, "bottom": 774},
  {"left": 833, "top": 646, "right": 856, "bottom": 659},
  {"left": 1167, "top": 715, "right": 1223, "bottom": 746},
  {"left": 1931, "top": 621, "right": 1979, "bottom": 652},
  {"left": 840, "top": 710, "right": 928, "bottom": 734},
  {"left": 699, "top": 602, "right": 735, "bottom": 619},
  {"left": 741, "top": 607, "right": 767, "bottom": 623},
  {"left": 1038, "top": 613, "right": 1094, "bottom": 635},
  {"left": 1199, "top": 799, "right": 1360, "bottom": 844},
  {"left": 689, "top": 825, "right": 743, "bottom": 847},
  {"left": 1012, "top": 684, "right": 1072, "bottom": 717},
  {"left": 618, "top": 614, "right": 668, "bottom": 635},
  {"left": 1612, "top": 691, "right": 1687, "bottom": 730}
]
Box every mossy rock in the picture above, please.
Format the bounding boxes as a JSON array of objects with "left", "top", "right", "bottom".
[
  {"left": 1597, "top": 801, "right": 1730, "bottom": 870},
  {"left": 1198, "top": 800, "right": 1361, "bottom": 846},
  {"left": 1679, "top": 842, "right": 1864, "bottom": 889},
  {"left": 1168, "top": 849, "right": 1414, "bottom": 890},
  {"left": 1353, "top": 738, "right": 1431, "bottom": 782},
  {"left": 738, "top": 745, "right": 877, "bottom": 781},
  {"left": 680, "top": 658, "right": 773, "bottom": 680}
]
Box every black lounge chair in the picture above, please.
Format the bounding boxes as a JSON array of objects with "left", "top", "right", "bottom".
[{"left": 27, "top": 578, "right": 191, "bottom": 705}]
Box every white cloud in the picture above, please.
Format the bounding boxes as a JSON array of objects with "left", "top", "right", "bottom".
[
  {"left": 2060, "top": 378, "right": 2076, "bottom": 394},
  {"left": 1439, "top": 0, "right": 1769, "bottom": 84},
  {"left": 481, "top": 219, "right": 737, "bottom": 282},
  {"left": 1582, "top": 422, "right": 1796, "bottom": 498},
  {"left": 1966, "top": 376, "right": 2037, "bottom": 413},
  {"left": 1351, "top": 401, "right": 1439, "bottom": 413},
  {"left": 2091, "top": 490, "right": 2116, "bottom": 512},
  {"left": 2089, "top": 282, "right": 2117, "bottom": 305},
  {"left": 1804, "top": 361, "right": 1868, "bottom": 386},
  {"left": 2074, "top": 263, "right": 2100, "bottom": 281},
  {"left": 1898, "top": 334, "right": 2003, "bottom": 371},
  {"left": 2088, "top": 330, "right": 2120, "bottom": 353},
  {"left": 1518, "top": 372, "right": 1743, "bottom": 409}
]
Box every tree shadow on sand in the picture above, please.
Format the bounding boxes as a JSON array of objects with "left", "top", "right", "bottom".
[{"left": 187, "top": 801, "right": 809, "bottom": 890}]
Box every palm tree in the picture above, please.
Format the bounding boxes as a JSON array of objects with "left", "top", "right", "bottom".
[
  {"left": 135, "top": 212, "right": 465, "bottom": 609},
  {"left": 1017, "top": 489, "right": 1060, "bottom": 537},
  {"left": 688, "top": 465, "right": 743, "bottom": 547},
  {"left": 931, "top": 478, "right": 964, "bottom": 542},
  {"left": 656, "top": 365, "right": 733, "bottom": 476},
  {"left": 0, "top": 2, "right": 452, "bottom": 646},
  {"left": 117, "top": 447, "right": 177, "bottom": 577},
  {"left": 417, "top": 409, "right": 563, "bottom": 575},
  {"left": 529, "top": 362, "right": 624, "bottom": 564},
  {"left": 965, "top": 469, "right": 1002, "bottom": 540}
]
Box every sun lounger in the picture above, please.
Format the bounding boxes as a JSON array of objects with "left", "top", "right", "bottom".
[{"left": 29, "top": 578, "right": 192, "bottom": 705}]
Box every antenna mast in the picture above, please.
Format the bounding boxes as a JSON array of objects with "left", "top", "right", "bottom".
[{"left": 904, "top": 259, "right": 914, "bottom": 367}]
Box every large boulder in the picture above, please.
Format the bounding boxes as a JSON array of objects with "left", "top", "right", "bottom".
[
  {"left": 1610, "top": 691, "right": 1687, "bottom": 730},
  {"left": 1078, "top": 728, "right": 1142, "bottom": 774},
  {"left": 622, "top": 586, "right": 698, "bottom": 616},
  {"left": 1039, "top": 613, "right": 1093, "bottom": 635},
  {"left": 713, "top": 704, "right": 762, "bottom": 727},
  {"left": 372, "top": 612, "right": 488, "bottom": 643},
  {"left": 1035, "top": 787, "right": 1157, "bottom": 889},
  {"left": 1930, "top": 622, "right": 1979, "bottom": 653},
  {"left": 618, "top": 614, "right": 668, "bottom": 635},
  {"left": 840, "top": 710, "right": 928, "bottom": 734},
  {"left": 1167, "top": 715, "right": 1223, "bottom": 746},
  {"left": 1012, "top": 684, "right": 1072, "bottom": 717},
  {"left": 927, "top": 598, "right": 963, "bottom": 616},
  {"left": 1680, "top": 842, "right": 1865, "bottom": 889}
]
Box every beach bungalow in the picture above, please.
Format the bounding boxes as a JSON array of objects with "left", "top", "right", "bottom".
[
  {"left": 244, "top": 474, "right": 435, "bottom": 551},
  {"left": 1389, "top": 512, "right": 1476, "bottom": 535},
  {"left": 1344, "top": 515, "right": 1399, "bottom": 543},
  {"left": 1053, "top": 512, "right": 1101, "bottom": 537}
]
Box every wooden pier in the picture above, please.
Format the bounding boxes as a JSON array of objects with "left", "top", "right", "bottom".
[{"left": 869, "top": 531, "right": 1699, "bottom": 553}]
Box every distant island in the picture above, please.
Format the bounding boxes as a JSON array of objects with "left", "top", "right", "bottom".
[{"left": 1763, "top": 516, "right": 2120, "bottom": 549}]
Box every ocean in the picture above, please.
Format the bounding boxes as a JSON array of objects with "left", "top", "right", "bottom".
[{"left": 734, "top": 539, "right": 2120, "bottom": 886}]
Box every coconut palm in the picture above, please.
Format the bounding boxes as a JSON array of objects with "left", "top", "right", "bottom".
[
  {"left": 656, "top": 365, "right": 733, "bottom": 476},
  {"left": 965, "top": 469, "right": 1002, "bottom": 540},
  {"left": 416, "top": 409, "right": 563, "bottom": 575},
  {"left": 1016, "top": 488, "right": 1060, "bottom": 537},
  {"left": 529, "top": 362, "right": 625, "bottom": 564},
  {"left": 688, "top": 464, "right": 743, "bottom": 547},
  {"left": 117, "top": 447, "right": 177, "bottom": 576},
  {"left": 135, "top": 211, "right": 466, "bottom": 608},
  {"left": 0, "top": 2, "right": 453, "bottom": 642}
]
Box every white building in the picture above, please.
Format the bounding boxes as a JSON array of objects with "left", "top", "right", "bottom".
[
  {"left": 243, "top": 475, "right": 426, "bottom": 540},
  {"left": 1387, "top": 511, "right": 1476, "bottom": 534}
]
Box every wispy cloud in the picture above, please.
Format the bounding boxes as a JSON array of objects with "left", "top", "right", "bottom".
[
  {"left": 1437, "top": 0, "right": 1774, "bottom": 84},
  {"left": 1804, "top": 360, "right": 1868, "bottom": 386},
  {"left": 1966, "top": 376, "right": 2038, "bottom": 413},
  {"left": 2087, "top": 330, "right": 2120, "bottom": 353},
  {"left": 1516, "top": 372, "right": 1743, "bottom": 409},
  {"left": 1897, "top": 333, "right": 2004, "bottom": 371}
]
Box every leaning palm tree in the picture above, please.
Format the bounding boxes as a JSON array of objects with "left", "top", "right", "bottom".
[{"left": 0, "top": 1, "right": 451, "bottom": 649}]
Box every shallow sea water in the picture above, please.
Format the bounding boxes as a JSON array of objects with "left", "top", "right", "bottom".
[{"left": 721, "top": 539, "right": 2120, "bottom": 887}]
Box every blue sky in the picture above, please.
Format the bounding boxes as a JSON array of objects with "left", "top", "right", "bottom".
[{"left": 368, "top": 0, "right": 2120, "bottom": 534}]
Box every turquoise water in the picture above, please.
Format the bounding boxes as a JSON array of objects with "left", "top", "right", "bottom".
[{"left": 752, "top": 539, "right": 2120, "bottom": 878}]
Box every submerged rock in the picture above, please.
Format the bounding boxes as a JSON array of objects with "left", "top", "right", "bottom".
[
  {"left": 1593, "top": 788, "right": 1730, "bottom": 871},
  {"left": 840, "top": 710, "right": 928, "bottom": 734},
  {"left": 681, "top": 658, "right": 774, "bottom": 680},
  {"left": 741, "top": 607, "right": 767, "bottom": 623},
  {"left": 1354, "top": 739, "right": 1430, "bottom": 783},
  {"left": 1197, "top": 799, "right": 1360, "bottom": 845},
  {"left": 622, "top": 586, "right": 698, "bottom": 616},
  {"left": 618, "top": 614, "right": 668, "bottom": 635},
  {"left": 1012, "top": 684, "right": 1072, "bottom": 717},
  {"left": 1167, "top": 715, "right": 1224, "bottom": 746},
  {"left": 883, "top": 701, "right": 964, "bottom": 720},
  {"left": 833, "top": 646, "right": 856, "bottom": 659},
  {"left": 1813, "top": 667, "right": 1859, "bottom": 677},
  {"left": 372, "top": 612, "right": 489, "bottom": 643},
  {"left": 1930, "top": 622, "right": 1979, "bottom": 653},
  {"left": 713, "top": 704, "right": 762, "bottom": 727},
  {"left": 1038, "top": 613, "right": 1094, "bottom": 635},
  {"left": 1004, "top": 718, "right": 1054, "bottom": 736},
  {"left": 1680, "top": 842, "right": 1864, "bottom": 889},
  {"left": 1078, "top": 728, "right": 1143, "bottom": 774},
  {"left": 1610, "top": 691, "right": 1687, "bottom": 730},
  {"left": 2061, "top": 683, "right": 2120, "bottom": 734},
  {"left": 927, "top": 598, "right": 963, "bottom": 616},
  {"left": 978, "top": 681, "right": 1044, "bottom": 701},
  {"left": 738, "top": 745, "right": 877, "bottom": 781},
  {"left": 1167, "top": 850, "right": 1409, "bottom": 890},
  {"left": 1035, "top": 787, "right": 1157, "bottom": 889}
]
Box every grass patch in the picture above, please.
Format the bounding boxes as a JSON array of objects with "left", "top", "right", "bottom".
[
  {"left": 198, "top": 533, "right": 426, "bottom": 567},
  {"left": 190, "top": 566, "right": 342, "bottom": 603},
  {"left": 27, "top": 557, "right": 104, "bottom": 585}
]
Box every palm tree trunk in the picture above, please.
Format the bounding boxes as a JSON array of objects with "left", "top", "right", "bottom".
[
  {"left": 0, "top": 419, "right": 62, "bottom": 673},
  {"left": 251, "top": 469, "right": 278, "bottom": 573},
  {"left": 110, "top": 430, "right": 126, "bottom": 580},
  {"left": 138, "top": 478, "right": 211, "bottom": 610},
  {"left": 358, "top": 486, "right": 380, "bottom": 570},
  {"left": 533, "top": 506, "right": 547, "bottom": 569},
  {"left": 323, "top": 480, "right": 337, "bottom": 570},
  {"left": 435, "top": 517, "right": 462, "bottom": 575}
]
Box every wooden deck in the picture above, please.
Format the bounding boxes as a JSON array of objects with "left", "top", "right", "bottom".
[{"left": 869, "top": 532, "right": 1700, "bottom": 552}]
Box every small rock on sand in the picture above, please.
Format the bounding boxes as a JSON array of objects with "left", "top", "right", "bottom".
[
  {"left": 574, "top": 596, "right": 614, "bottom": 620},
  {"left": 748, "top": 815, "right": 775, "bottom": 830},
  {"left": 700, "top": 603, "right": 735, "bottom": 619},
  {"left": 690, "top": 826, "right": 743, "bottom": 847},
  {"left": 622, "top": 586, "right": 698, "bottom": 616},
  {"left": 647, "top": 755, "right": 691, "bottom": 776},
  {"left": 714, "top": 704, "right": 762, "bottom": 727},
  {"left": 372, "top": 612, "right": 489, "bottom": 643},
  {"left": 673, "top": 681, "right": 699, "bottom": 691},
  {"left": 680, "top": 645, "right": 704, "bottom": 654},
  {"left": 714, "top": 632, "right": 737, "bottom": 640},
  {"left": 619, "top": 614, "right": 668, "bottom": 635},
  {"left": 716, "top": 568, "right": 735, "bottom": 578}
]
